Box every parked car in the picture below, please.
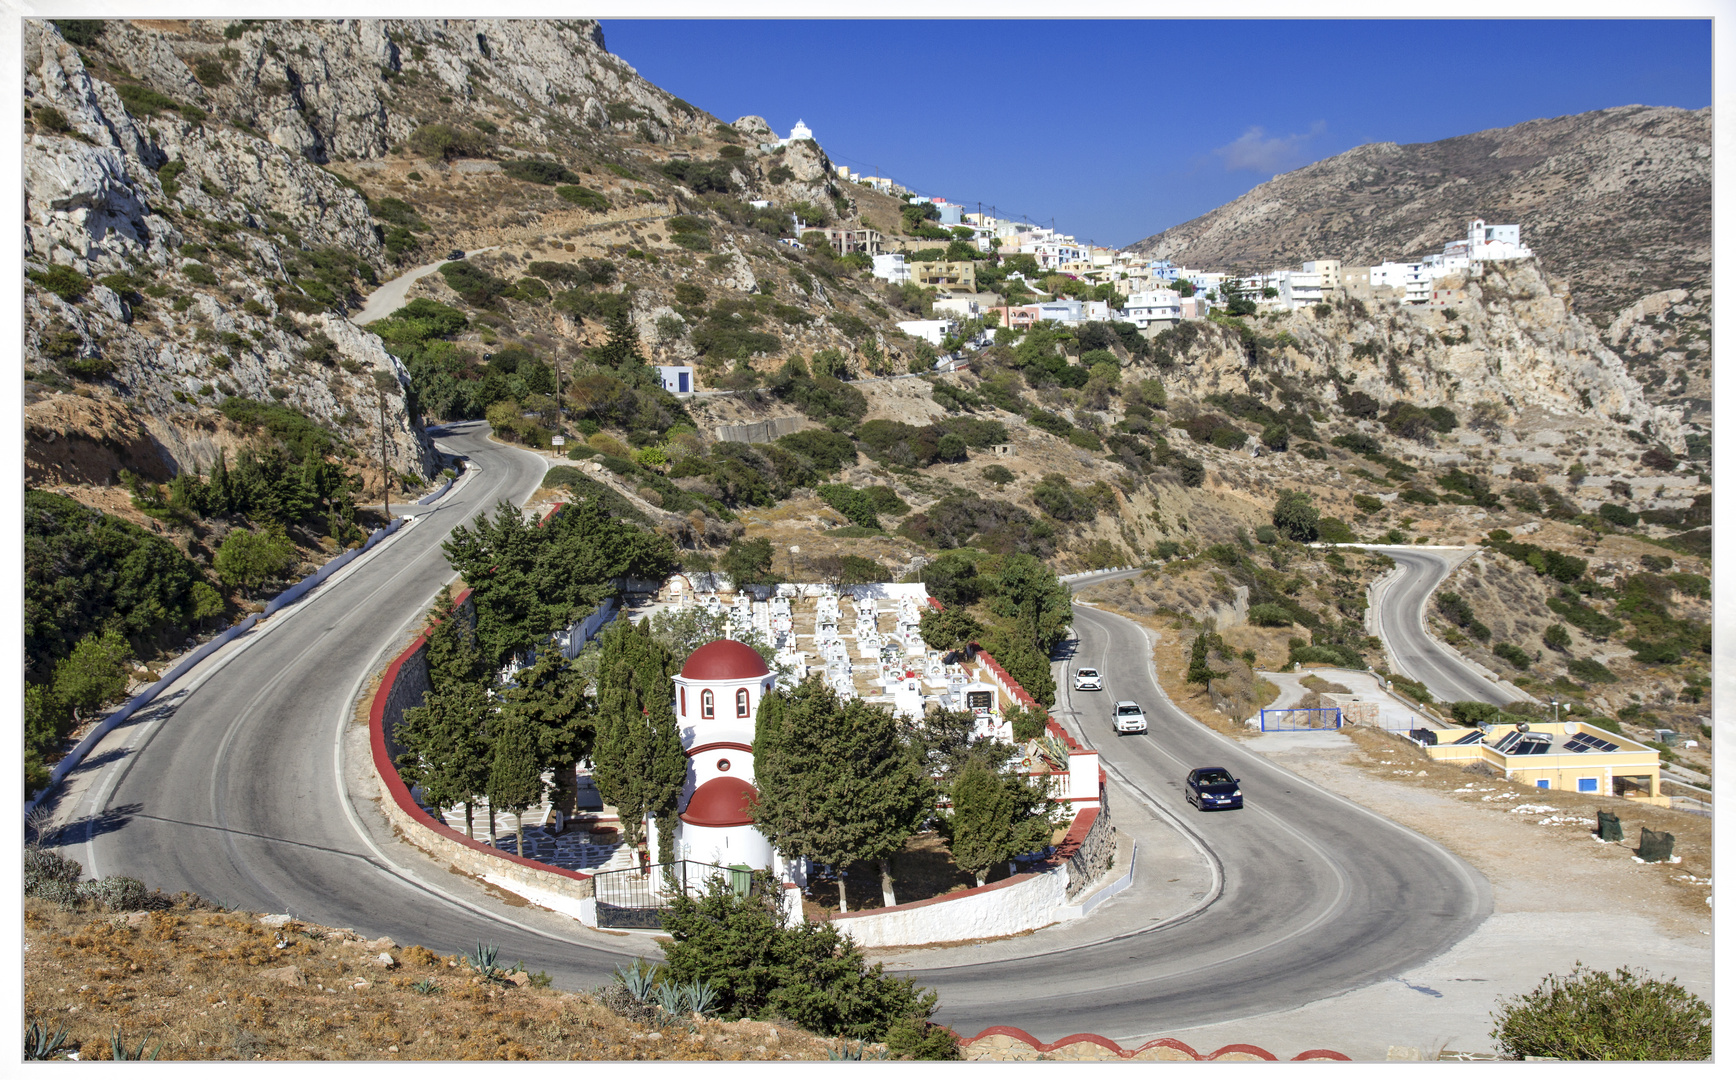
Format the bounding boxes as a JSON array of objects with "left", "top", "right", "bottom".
[
  {"left": 1073, "top": 667, "right": 1103, "bottom": 691},
  {"left": 1112, "top": 700, "right": 1147, "bottom": 735},
  {"left": 1185, "top": 767, "right": 1243, "bottom": 811},
  {"left": 446, "top": 249, "right": 466, "bottom": 261},
  {"left": 778, "top": 238, "right": 805, "bottom": 249}
]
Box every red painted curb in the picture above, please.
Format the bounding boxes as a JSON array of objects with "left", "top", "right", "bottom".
[
  {"left": 957, "top": 1026, "right": 1348, "bottom": 1061},
  {"left": 368, "top": 503, "right": 598, "bottom": 885}
]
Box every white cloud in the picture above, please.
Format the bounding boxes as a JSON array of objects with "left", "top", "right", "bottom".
[{"left": 1213, "top": 121, "right": 1328, "bottom": 174}]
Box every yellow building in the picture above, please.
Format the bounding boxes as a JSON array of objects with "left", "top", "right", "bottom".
[
  {"left": 910, "top": 260, "right": 977, "bottom": 293},
  {"left": 1416, "top": 722, "right": 1665, "bottom": 805}
]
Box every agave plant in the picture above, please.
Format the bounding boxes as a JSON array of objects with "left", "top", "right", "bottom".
[
  {"left": 111, "top": 1030, "right": 161, "bottom": 1060},
  {"left": 613, "top": 958, "right": 660, "bottom": 1002},
  {"left": 1036, "top": 734, "right": 1070, "bottom": 773},
  {"left": 685, "top": 977, "right": 720, "bottom": 1017},
  {"left": 410, "top": 978, "right": 440, "bottom": 995},
  {"left": 468, "top": 941, "right": 502, "bottom": 979},
  {"left": 828, "top": 1039, "right": 890, "bottom": 1060},
  {"left": 24, "top": 1021, "right": 69, "bottom": 1060},
  {"left": 650, "top": 980, "right": 688, "bottom": 1015}
]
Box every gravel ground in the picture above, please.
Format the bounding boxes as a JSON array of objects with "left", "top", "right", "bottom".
[{"left": 1150, "top": 726, "right": 1713, "bottom": 1060}]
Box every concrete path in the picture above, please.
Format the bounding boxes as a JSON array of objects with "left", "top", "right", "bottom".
[
  {"left": 352, "top": 247, "right": 499, "bottom": 326},
  {"left": 1259, "top": 668, "right": 1447, "bottom": 732}
]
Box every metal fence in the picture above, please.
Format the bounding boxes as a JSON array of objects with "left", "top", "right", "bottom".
[
  {"left": 1259, "top": 707, "right": 1343, "bottom": 732},
  {"left": 590, "top": 860, "right": 747, "bottom": 929}
]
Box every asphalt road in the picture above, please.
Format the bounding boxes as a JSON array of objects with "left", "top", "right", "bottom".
[
  {"left": 916, "top": 602, "right": 1491, "bottom": 1038},
  {"left": 50, "top": 423, "right": 643, "bottom": 985},
  {"left": 47, "top": 476, "right": 1490, "bottom": 1041},
  {"left": 1365, "top": 548, "right": 1516, "bottom": 706}
]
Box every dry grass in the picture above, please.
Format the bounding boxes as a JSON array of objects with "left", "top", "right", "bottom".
[
  {"left": 802, "top": 831, "right": 1006, "bottom": 920},
  {"left": 1338, "top": 725, "right": 1712, "bottom": 918},
  {"left": 22, "top": 899, "right": 845, "bottom": 1061}
]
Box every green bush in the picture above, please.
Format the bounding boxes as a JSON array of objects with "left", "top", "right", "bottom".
[
  {"left": 1492, "top": 642, "right": 1532, "bottom": 670},
  {"left": 502, "top": 158, "right": 581, "bottom": 185},
  {"left": 660, "top": 874, "right": 939, "bottom": 1041},
  {"left": 28, "top": 266, "right": 89, "bottom": 302},
  {"left": 555, "top": 185, "right": 610, "bottom": 211},
  {"left": 182, "top": 262, "right": 219, "bottom": 286},
  {"left": 1567, "top": 657, "right": 1618, "bottom": 684},
  {"left": 981, "top": 463, "right": 1014, "bottom": 485},
  {"left": 1352, "top": 493, "right": 1385, "bottom": 514},
  {"left": 114, "top": 83, "right": 181, "bottom": 118},
  {"left": 1490, "top": 964, "right": 1710, "bottom": 1060},
  {"left": 1248, "top": 603, "right": 1292, "bottom": 627},
  {"left": 1316, "top": 516, "right": 1356, "bottom": 544},
  {"left": 1598, "top": 502, "right": 1639, "bottom": 528},
  {"left": 409, "top": 123, "right": 489, "bottom": 160}
]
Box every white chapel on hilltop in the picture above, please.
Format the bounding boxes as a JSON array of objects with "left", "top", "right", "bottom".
[{"left": 779, "top": 119, "right": 814, "bottom": 146}]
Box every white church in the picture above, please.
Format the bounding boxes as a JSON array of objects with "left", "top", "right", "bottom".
[{"left": 650, "top": 638, "right": 788, "bottom": 877}]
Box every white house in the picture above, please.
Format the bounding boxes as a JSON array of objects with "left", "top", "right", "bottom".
[
  {"left": 1276, "top": 270, "right": 1323, "bottom": 309},
  {"left": 655, "top": 365, "right": 694, "bottom": 395},
  {"left": 896, "top": 318, "right": 957, "bottom": 346},
  {"left": 871, "top": 252, "right": 911, "bottom": 285},
  {"left": 932, "top": 296, "right": 979, "bottom": 319},
  {"left": 1122, "top": 289, "right": 1182, "bottom": 330},
  {"left": 1447, "top": 218, "right": 1532, "bottom": 262},
  {"left": 1369, "top": 261, "right": 1434, "bottom": 305}
]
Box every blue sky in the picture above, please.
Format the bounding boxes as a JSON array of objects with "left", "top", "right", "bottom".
[{"left": 603, "top": 19, "right": 1711, "bottom": 248}]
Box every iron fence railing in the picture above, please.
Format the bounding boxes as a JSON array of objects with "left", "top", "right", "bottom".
[{"left": 590, "top": 860, "right": 747, "bottom": 929}]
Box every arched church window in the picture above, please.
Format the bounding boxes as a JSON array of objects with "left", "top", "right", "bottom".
[
  {"left": 736, "top": 687, "right": 750, "bottom": 717},
  {"left": 701, "top": 689, "right": 714, "bottom": 718}
]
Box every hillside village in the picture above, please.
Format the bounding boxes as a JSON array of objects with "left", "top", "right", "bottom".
[{"left": 20, "top": 16, "right": 1712, "bottom": 1063}]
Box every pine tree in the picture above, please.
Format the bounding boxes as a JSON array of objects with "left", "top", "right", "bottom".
[
  {"left": 207, "top": 451, "right": 232, "bottom": 516},
  {"left": 941, "top": 761, "right": 1057, "bottom": 886},
  {"left": 591, "top": 619, "right": 685, "bottom": 854},
  {"left": 488, "top": 711, "right": 543, "bottom": 857},
  {"left": 592, "top": 307, "right": 646, "bottom": 371},
  {"left": 753, "top": 676, "right": 931, "bottom": 911}
]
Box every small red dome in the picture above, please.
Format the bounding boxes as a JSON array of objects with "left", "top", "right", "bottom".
[
  {"left": 681, "top": 639, "right": 769, "bottom": 681},
  {"left": 680, "top": 776, "right": 758, "bottom": 827}
]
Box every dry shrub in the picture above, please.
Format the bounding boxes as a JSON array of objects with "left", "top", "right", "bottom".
[{"left": 400, "top": 945, "right": 439, "bottom": 967}]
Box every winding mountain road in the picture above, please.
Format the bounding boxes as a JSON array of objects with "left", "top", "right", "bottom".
[
  {"left": 46, "top": 445, "right": 1499, "bottom": 1043},
  {"left": 918, "top": 601, "right": 1490, "bottom": 1038},
  {"left": 1364, "top": 547, "right": 1519, "bottom": 706}
]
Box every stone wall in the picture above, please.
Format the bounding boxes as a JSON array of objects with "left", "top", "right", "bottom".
[
  {"left": 714, "top": 415, "right": 809, "bottom": 444},
  {"left": 1064, "top": 800, "right": 1115, "bottom": 901}
]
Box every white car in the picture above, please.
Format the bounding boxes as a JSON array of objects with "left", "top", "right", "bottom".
[
  {"left": 1113, "top": 700, "right": 1148, "bottom": 735},
  {"left": 1073, "top": 668, "right": 1103, "bottom": 691}
]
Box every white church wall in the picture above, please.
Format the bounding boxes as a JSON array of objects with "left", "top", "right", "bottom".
[{"left": 827, "top": 863, "right": 1069, "bottom": 948}]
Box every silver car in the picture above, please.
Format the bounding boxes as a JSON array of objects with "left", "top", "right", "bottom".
[{"left": 1073, "top": 667, "right": 1103, "bottom": 691}]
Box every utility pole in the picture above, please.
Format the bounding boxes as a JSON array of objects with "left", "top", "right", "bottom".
[
  {"left": 554, "top": 346, "right": 564, "bottom": 437},
  {"left": 374, "top": 372, "right": 395, "bottom": 522}
]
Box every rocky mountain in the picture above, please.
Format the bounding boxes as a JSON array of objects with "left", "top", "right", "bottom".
[{"left": 1127, "top": 106, "right": 1711, "bottom": 322}]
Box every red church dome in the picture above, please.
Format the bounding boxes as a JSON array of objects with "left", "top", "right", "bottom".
[
  {"left": 680, "top": 776, "right": 758, "bottom": 827},
  {"left": 681, "top": 639, "right": 769, "bottom": 682}
]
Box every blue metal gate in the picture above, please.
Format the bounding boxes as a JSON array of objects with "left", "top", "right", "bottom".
[{"left": 1259, "top": 707, "right": 1343, "bottom": 732}]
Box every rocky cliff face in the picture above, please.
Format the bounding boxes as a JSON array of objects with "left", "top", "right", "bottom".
[
  {"left": 1128, "top": 106, "right": 1711, "bottom": 321},
  {"left": 24, "top": 19, "right": 435, "bottom": 487},
  {"left": 89, "top": 18, "right": 708, "bottom": 163},
  {"left": 1126, "top": 260, "right": 1688, "bottom": 453}
]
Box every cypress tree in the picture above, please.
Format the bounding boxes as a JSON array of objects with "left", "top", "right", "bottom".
[
  {"left": 396, "top": 588, "right": 493, "bottom": 838},
  {"left": 488, "top": 712, "right": 543, "bottom": 857},
  {"left": 592, "top": 619, "right": 684, "bottom": 855},
  {"left": 753, "top": 676, "right": 930, "bottom": 911},
  {"left": 207, "top": 450, "right": 231, "bottom": 516},
  {"left": 940, "top": 760, "right": 1057, "bottom": 886}
]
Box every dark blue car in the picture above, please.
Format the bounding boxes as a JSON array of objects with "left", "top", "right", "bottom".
[{"left": 1185, "top": 767, "right": 1243, "bottom": 811}]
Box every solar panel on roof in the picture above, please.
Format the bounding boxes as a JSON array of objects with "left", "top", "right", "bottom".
[
  {"left": 1565, "top": 733, "right": 1620, "bottom": 754},
  {"left": 1452, "top": 730, "right": 1485, "bottom": 745}
]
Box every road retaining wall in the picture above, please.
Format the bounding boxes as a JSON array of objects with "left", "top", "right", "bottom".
[
  {"left": 957, "top": 1028, "right": 1349, "bottom": 1061},
  {"left": 367, "top": 586, "right": 597, "bottom": 909}
]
